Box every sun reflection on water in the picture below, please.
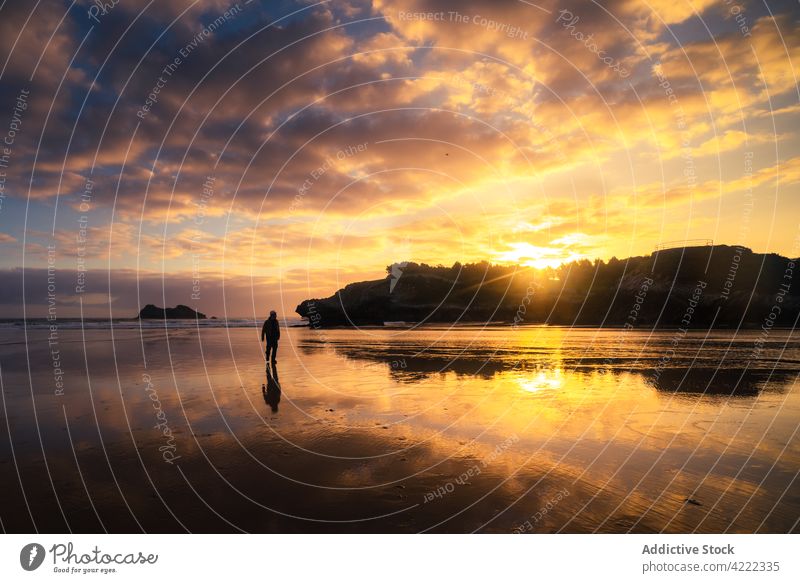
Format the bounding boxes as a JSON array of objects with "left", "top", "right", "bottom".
[{"left": 517, "top": 368, "right": 564, "bottom": 394}]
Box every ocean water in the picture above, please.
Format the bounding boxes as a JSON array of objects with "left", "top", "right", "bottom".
[
  {"left": 0, "top": 317, "right": 308, "bottom": 330},
  {"left": 1, "top": 324, "right": 798, "bottom": 533}
]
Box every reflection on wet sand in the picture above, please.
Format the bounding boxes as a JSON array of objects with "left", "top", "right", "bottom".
[
  {"left": 262, "top": 363, "right": 282, "bottom": 414},
  {"left": 0, "top": 326, "right": 798, "bottom": 533},
  {"left": 647, "top": 367, "right": 789, "bottom": 396},
  {"left": 320, "top": 332, "right": 798, "bottom": 397}
]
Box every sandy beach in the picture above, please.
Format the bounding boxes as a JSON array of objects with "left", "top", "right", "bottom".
[{"left": 1, "top": 324, "right": 798, "bottom": 533}]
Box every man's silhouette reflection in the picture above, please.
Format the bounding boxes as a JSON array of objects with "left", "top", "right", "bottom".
[{"left": 262, "top": 362, "right": 281, "bottom": 413}]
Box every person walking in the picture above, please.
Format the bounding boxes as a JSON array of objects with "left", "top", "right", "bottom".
[{"left": 261, "top": 310, "right": 280, "bottom": 363}]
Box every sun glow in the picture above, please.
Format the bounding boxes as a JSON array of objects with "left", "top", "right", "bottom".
[
  {"left": 494, "top": 242, "right": 587, "bottom": 269},
  {"left": 517, "top": 368, "right": 565, "bottom": 394}
]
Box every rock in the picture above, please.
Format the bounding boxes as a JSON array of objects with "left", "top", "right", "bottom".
[
  {"left": 295, "top": 278, "right": 388, "bottom": 326},
  {"left": 294, "top": 247, "right": 800, "bottom": 328},
  {"left": 138, "top": 304, "right": 207, "bottom": 319}
]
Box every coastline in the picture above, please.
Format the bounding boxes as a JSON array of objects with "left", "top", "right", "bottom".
[{"left": 3, "top": 318, "right": 799, "bottom": 331}]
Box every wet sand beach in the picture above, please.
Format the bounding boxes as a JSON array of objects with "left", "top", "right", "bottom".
[{"left": 1, "top": 324, "right": 798, "bottom": 533}]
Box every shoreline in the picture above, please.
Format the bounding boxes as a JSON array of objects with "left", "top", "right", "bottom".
[{"left": 2, "top": 318, "right": 799, "bottom": 332}]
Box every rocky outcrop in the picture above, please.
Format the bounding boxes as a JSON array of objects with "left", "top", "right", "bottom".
[
  {"left": 296, "top": 246, "right": 800, "bottom": 328},
  {"left": 296, "top": 279, "right": 389, "bottom": 326},
  {"left": 138, "top": 304, "right": 207, "bottom": 319}
]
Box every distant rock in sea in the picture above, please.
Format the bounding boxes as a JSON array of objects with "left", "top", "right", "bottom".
[{"left": 138, "top": 304, "right": 207, "bottom": 319}]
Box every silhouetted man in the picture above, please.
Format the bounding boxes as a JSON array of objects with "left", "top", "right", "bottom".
[{"left": 261, "top": 310, "right": 280, "bottom": 363}]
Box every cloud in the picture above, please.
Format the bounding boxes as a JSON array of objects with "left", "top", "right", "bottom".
[{"left": 0, "top": 0, "right": 799, "bottom": 317}]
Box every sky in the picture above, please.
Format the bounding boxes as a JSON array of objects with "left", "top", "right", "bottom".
[{"left": 0, "top": 0, "right": 798, "bottom": 318}]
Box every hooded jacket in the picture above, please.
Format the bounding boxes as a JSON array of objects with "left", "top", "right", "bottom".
[{"left": 261, "top": 316, "right": 280, "bottom": 342}]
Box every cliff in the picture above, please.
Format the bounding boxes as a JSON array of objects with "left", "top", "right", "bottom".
[{"left": 295, "top": 245, "right": 799, "bottom": 328}]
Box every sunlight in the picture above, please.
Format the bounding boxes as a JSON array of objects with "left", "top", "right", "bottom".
[
  {"left": 517, "top": 368, "right": 565, "bottom": 394},
  {"left": 494, "top": 242, "right": 586, "bottom": 269}
]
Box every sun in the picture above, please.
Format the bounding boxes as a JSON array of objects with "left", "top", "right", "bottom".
[{"left": 494, "top": 241, "right": 587, "bottom": 269}]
